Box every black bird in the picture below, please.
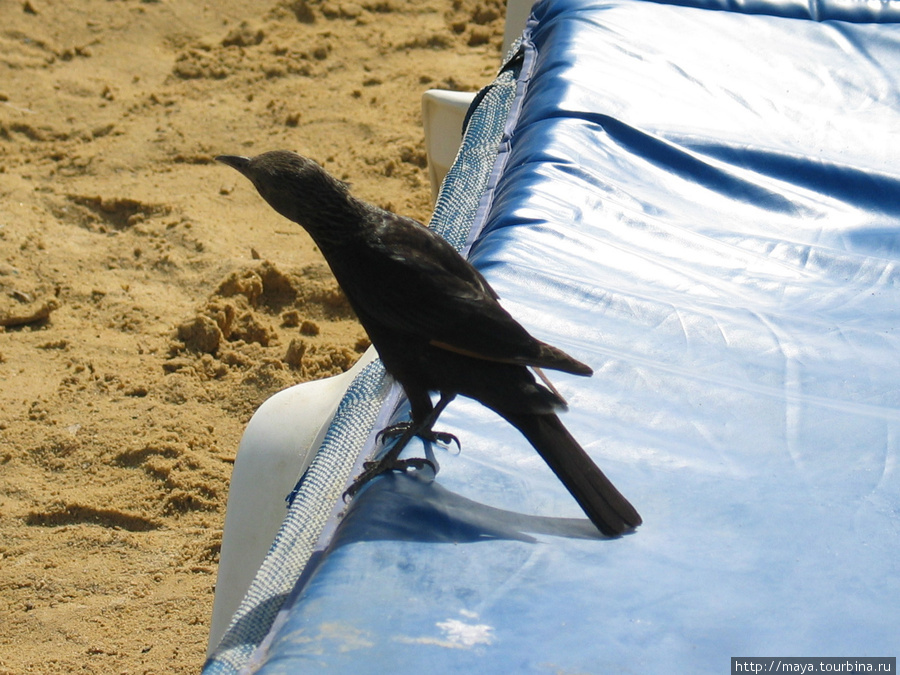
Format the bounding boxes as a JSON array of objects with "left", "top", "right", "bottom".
[{"left": 217, "top": 150, "right": 641, "bottom": 536}]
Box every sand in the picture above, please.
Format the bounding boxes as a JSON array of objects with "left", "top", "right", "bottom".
[{"left": 0, "top": 1, "right": 505, "bottom": 671}]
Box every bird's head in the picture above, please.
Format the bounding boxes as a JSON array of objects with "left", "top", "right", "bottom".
[{"left": 216, "top": 150, "right": 354, "bottom": 232}]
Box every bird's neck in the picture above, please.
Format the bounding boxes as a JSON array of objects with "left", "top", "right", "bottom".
[{"left": 298, "top": 194, "right": 371, "bottom": 251}]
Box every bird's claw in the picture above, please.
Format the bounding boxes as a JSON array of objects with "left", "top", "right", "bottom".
[
  {"left": 375, "top": 422, "right": 460, "bottom": 450},
  {"left": 374, "top": 422, "right": 408, "bottom": 444},
  {"left": 428, "top": 430, "right": 461, "bottom": 449},
  {"left": 343, "top": 456, "right": 436, "bottom": 501}
]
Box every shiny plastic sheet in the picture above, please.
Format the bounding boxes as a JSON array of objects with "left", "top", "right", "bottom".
[{"left": 246, "top": 0, "right": 900, "bottom": 671}]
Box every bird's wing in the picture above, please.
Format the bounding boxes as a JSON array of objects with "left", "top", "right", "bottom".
[{"left": 330, "top": 214, "right": 588, "bottom": 374}]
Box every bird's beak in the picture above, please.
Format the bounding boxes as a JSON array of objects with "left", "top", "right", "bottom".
[{"left": 215, "top": 154, "right": 251, "bottom": 176}]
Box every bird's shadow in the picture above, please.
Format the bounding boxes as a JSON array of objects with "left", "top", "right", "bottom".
[{"left": 330, "top": 469, "right": 613, "bottom": 549}]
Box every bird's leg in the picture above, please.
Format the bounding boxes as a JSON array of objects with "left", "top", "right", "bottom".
[
  {"left": 344, "top": 393, "right": 456, "bottom": 499},
  {"left": 376, "top": 388, "right": 459, "bottom": 448}
]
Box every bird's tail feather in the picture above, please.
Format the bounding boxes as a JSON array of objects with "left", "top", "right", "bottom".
[{"left": 503, "top": 412, "right": 641, "bottom": 536}]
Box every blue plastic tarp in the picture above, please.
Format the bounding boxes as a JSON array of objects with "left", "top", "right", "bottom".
[{"left": 238, "top": 0, "right": 900, "bottom": 671}]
